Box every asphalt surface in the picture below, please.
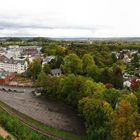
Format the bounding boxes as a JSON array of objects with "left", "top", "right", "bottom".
[
  {"left": 0, "top": 85, "right": 34, "bottom": 93},
  {"left": 0, "top": 89, "right": 85, "bottom": 134}
]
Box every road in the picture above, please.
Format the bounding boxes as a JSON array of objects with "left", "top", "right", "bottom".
[
  {"left": 0, "top": 85, "right": 34, "bottom": 93},
  {"left": 0, "top": 90, "right": 85, "bottom": 135}
]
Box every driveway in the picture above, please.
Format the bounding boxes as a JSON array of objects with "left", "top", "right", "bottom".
[{"left": 0, "top": 91, "right": 85, "bottom": 135}]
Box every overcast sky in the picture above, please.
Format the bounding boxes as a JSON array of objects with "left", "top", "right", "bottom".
[{"left": 0, "top": 0, "right": 140, "bottom": 37}]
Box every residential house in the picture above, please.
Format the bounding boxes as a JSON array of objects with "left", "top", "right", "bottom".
[
  {"left": 0, "top": 70, "right": 16, "bottom": 84},
  {"left": 50, "top": 68, "right": 62, "bottom": 76},
  {"left": 42, "top": 55, "right": 55, "bottom": 65}
]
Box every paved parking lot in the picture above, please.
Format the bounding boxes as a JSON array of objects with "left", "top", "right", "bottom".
[
  {"left": 0, "top": 90, "right": 85, "bottom": 134},
  {"left": 0, "top": 85, "right": 34, "bottom": 93}
]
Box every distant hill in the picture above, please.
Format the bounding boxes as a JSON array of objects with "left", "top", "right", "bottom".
[{"left": 0, "top": 37, "right": 140, "bottom": 41}]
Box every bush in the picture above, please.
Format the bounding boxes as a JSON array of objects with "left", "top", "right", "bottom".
[{"left": 0, "top": 111, "right": 46, "bottom": 140}]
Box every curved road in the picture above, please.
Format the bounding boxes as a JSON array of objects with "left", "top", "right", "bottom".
[{"left": 0, "top": 88, "right": 85, "bottom": 135}]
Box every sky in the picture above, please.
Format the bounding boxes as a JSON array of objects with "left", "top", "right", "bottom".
[{"left": 0, "top": 0, "right": 140, "bottom": 38}]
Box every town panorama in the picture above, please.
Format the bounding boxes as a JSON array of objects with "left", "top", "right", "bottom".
[{"left": 0, "top": 37, "right": 140, "bottom": 140}]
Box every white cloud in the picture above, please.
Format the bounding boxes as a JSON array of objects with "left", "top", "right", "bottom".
[{"left": 0, "top": 0, "right": 140, "bottom": 37}]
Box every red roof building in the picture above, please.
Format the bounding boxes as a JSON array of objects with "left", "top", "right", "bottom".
[{"left": 0, "top": 70, "right": 16, "bottom": 85}]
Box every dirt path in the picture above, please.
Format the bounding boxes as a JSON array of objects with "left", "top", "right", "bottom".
[
  {"left": 0, "top": 126, "right": 15, "bottom": 140},
  {"left": 0, "top": 91, "right": 85, "bottom": 135}
]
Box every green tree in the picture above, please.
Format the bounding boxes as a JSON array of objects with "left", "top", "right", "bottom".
[
  {"left": 100, "top": 68, "right": 112, "bottom": 84},
  {"left": 82, "top": 54, "right": 95, "bottom": 74},
  {"left": 103, "top": 88, "right": 121, "bottom": 109},
  {"left": 56, "top": 46, "right": 66, "bottom": 56},
  {"left": 112, "top": 66, "right": 123, "bottom": 89},
  {"left": 87, "top": 64, "right": 101, "bottom": 82},
  {"left": 62, "top": 53, "right": 82, "bottom": 74},
  {"left": 62, "top": 74, "right": 85, "bottom": 106},
  {"left": 6, "top": 37, "right": 22, "bottom": 42},
  {"left": 82, "top": 79, "right": 94, "bottom": 97},
  {"left": 43, "top": 63, "right": 50, "bottom": 74},
  {"left": 37, "top": 71, "right": 47, "bottom": 87},
  {"left": 111, "top": 53, "right": 117, "bottom": 63},
  {"left": 132, "top": 53, "right": 140, "bottom": 68},
  {"left": 62, "top": 74, "right": 76, "bottom": 99},
  {"left": 27, "top": 58, "right": 42, "bottom": 80}
]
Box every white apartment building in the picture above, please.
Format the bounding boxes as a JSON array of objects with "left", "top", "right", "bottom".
[{"left": 0, "top": 55, "right": 28, "bottom": 74}]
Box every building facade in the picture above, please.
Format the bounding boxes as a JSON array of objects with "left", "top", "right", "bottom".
[
  {"left": 0, "top": 71, "right": 16, "bottom": 84},
  {"left": 0, "top": 55, "right": 28, "bottom": 74}
]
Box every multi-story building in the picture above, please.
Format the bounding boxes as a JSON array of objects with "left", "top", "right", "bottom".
[{"left": 0, "top": 55, "right": 28, "bottom": 74}]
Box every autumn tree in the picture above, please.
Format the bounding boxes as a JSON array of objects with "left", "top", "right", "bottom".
[
  {"left": 79, "top": 97, "right": 113, "bottom": 140},
  {"left": 111, "top": 100, "right": 136, "bottom": 140},
  {"left": 119, "top": 94, "right": 138, "bottom": 112}
]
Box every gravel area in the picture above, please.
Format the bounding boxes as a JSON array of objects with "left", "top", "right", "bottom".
[{"left": 0, "top": 91, "right": 85, "bottom": 134}]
